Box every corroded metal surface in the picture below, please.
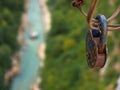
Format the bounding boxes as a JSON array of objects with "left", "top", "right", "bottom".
[{"left": 86, "top": 15, "right": 108, "bottom": 68}]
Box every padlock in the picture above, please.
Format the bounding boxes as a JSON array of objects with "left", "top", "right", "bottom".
[
  {"left": 86, "top": 15, "right": 108, "bottom": 68},
  {"left": 72, "top": 0, "right": 120, "bottom": 68}
]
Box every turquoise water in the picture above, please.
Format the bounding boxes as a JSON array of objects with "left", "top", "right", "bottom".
[{"left": 10, "top": 0, "right": 44, "bottom": 90}]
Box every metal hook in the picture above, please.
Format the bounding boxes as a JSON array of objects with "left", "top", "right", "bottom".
[
  {"left": 72, "top": 0, "right": 100, "bottom": 30},
  {"left": 72, "top": 0, "right": 120, "bottom": 31},
  {"left": 87, "top": 0, "right": 99, "bottom": 30}
]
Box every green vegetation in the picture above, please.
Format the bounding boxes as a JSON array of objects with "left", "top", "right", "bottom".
[
  {"left": 42, "top": 0, "right": 120, "bottom": 90},
  {"left": 0, "top": 1, "right": 24, "bottom": 90}
]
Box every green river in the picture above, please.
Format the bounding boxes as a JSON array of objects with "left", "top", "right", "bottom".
[{"left": 10, "top": 0, "right": 44, "bottom": 90}]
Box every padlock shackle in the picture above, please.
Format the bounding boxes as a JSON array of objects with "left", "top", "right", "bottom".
[{"left": 95, "top": 15, "right": 107, "bottom": 47}]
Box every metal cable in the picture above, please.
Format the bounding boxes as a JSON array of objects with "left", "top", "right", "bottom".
[{"left": 107, "top": 6, "right": 120, "bottom": 22}]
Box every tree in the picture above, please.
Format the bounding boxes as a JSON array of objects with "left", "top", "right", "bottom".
[{"left": 0, "top": 1, "right": 24, "bottom": 90}]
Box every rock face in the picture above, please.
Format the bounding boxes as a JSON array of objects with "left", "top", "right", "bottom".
[
  {"left": 4, "top": 52, "right": 20, "bottom": 85},
  {"left": 39, "top": 0, "right": 51, "bottom": 32}
]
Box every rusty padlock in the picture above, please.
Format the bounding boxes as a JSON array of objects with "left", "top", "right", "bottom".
[{"left": 86, "top": 15, "right": 108, "bottom": 68}]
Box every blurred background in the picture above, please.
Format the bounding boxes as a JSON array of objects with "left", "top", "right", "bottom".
[{"left": 1, "top": 0, "right": 120, "bottom": 90}]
